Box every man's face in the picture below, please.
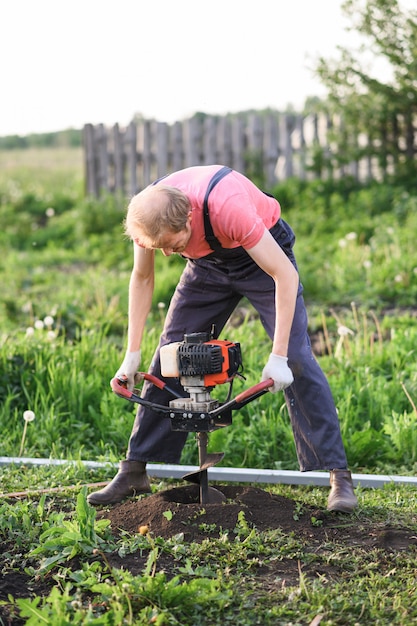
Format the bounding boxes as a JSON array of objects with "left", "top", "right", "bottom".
[{"left": 155, "top": 216, "right": 192, "bottom": 256}]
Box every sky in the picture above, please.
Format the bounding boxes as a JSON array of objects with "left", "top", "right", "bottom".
[{"left": 1, "top": 0, "right": 360, "bottom": 136}]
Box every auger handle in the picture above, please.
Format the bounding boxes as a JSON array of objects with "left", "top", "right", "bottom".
[
  {"left": 110, "top": 372, "right": 185, "bottom": 400},
  {"left": 233, "top": 378, "right": 274, "bottom": 404},
  {"left": 109, "top": 375, "right": 179, "bottom": 415},
  {"left": 209, "top": 378, "right": 274, "bottom": 417}
]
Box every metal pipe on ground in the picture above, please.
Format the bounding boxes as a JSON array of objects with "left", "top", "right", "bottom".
[{"left": 1, "top": 456, "right": 416, "bottom": 489}]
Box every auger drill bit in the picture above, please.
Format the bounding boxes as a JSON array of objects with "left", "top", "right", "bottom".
[{"left": 183, "top": 432, "right": 226, "bottom": 504}]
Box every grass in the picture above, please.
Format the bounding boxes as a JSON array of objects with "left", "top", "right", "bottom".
[
  {"left": 0, "top": 145, "right": 83, "bottom": 185},
  {"left": 1, "top": 147, "right": 417, "bottom": 623},
  {"left": 3, "top": 304, "right": 417, "bottom": 473}
]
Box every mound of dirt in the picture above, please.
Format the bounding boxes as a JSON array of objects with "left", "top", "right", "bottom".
[
  {"left": 97, "top": 483, "right": 417, "bottom": 549},
  {"left": 98, "top": 484, "right": 305, "bottom": 541}
]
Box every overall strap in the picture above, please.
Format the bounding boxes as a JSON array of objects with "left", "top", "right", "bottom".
[
  {"left": 203, "top": 166, "right": 232, "bottom": 251},
  {"left": 151, "top": 174, "right": 169, "bottom": 185}
]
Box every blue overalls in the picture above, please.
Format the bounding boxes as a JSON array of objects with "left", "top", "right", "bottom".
[{"left": 126, "top": 168, "right": 348, "bottom": 472}]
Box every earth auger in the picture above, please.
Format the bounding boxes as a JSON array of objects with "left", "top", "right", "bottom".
[{"left": 111, "top": 329, "right": 273, "bottom": 504}]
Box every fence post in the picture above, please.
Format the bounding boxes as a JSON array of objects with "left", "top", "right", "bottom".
[
  {"left": 263, "top": 114, "right": 279, "bottom": 188},
  {"left": 283, "top": 114, "right": 296, "bottom": 179},
  {"left": 231, "top": 115, "right": 245, "bottom": 174},
  {"left": 246, "top": 114, "right": 264, "bottom": 181},
  {"left": 171, "top": 121, "right": 184, "bottom": 172},
  {"left": 141, "top": 120, "right": 152, "bottom": 187},
  {"left": 184, "top": 117, "right": 202, "bottom": 167},
  {"left": 156, "top": 122, "right": 169, "bottom": 178},
  {"left": 216, "top": 117, "right": 232, "bottom": 166},
  {"left": 295, "top": 114, "right": 307, "bottom": 181},
  {"left": 83, "top": 123, "right": 99, "bottom": 197},
  {"left": 113, "top": 124, "right": 125, "bottom": 194},
  {"left": 96, "top": 124, "right": 109, "bottom": 193},
  {"left": 125, "top": 121, "right": 138, "bottom": 196},
  {"left": 203, "top": 116, "right": 217, "bottom": 165}
]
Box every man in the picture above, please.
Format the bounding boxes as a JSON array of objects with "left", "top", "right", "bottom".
[{"left": 87, "top": 165, "right": 357, "bottom": 512}]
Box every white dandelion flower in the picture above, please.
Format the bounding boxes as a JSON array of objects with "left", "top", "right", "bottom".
[
  {"left": 23, "top": 410, "right": 35, "bottom": 422},
  {"left": 345, "top": 232, "right": 357, "bottom": 241},
  {"left": 43, "top": 315, "right": 54, "bottom": 328},
  {"left": 337, "top": 325, "right": 354, "bottom": 337}
]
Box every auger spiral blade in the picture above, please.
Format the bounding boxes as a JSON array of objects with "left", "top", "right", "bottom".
[{"left": 182, "top": 434, "right": 225, "bottom": 504}]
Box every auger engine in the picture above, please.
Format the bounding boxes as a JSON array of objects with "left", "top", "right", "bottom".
[{"left": 160, "top": 331, "right": 243, "bottom": 430}]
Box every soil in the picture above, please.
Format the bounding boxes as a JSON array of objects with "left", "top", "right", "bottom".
[
  {"left": 97, "top": 484, "right": 417, "bottom": 554},
  {"left": 1, "top": 484, "right": 417, "bottom": 625}
]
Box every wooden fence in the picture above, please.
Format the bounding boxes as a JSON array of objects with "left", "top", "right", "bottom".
[{"left": 83, "top": 112, "right": 380, "bottom": 197}]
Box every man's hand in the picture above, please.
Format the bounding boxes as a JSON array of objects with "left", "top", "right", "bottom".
[
  {"left": 114, "top": 350, "right": 141, "bottom": 391},
  {"left": 261, "top": 353, "right": 294, "bottom": 393}
]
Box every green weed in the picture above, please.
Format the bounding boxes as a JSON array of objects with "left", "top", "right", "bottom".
[{"left": 29, "top": 488, "right": 114, "bottom": 572}]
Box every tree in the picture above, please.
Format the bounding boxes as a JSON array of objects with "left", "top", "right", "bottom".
[{"left": 315, "top": 0, "right": 417, "bottom": 181}]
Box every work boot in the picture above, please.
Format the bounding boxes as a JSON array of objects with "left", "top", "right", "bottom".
[
  {"left": 327, "top": 469, "right": 358, "bottom": 513},
  {"left": 87, "top": 461, "right": 151, "bottom": 506}
]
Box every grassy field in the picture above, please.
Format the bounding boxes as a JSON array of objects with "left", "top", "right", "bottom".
[
  {"left": 1, "top": 147, "right": 417, "bottom": 624},
  {"left": 0, "top": 145, "right": 83, "bottom": 178},
  {"left": 1, "top": 150, "right": 417, "bottom": 473}
]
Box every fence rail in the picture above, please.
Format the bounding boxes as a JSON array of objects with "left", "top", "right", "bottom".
[{"left": 83, "top": 112, "right": 384, "bottom": 197}]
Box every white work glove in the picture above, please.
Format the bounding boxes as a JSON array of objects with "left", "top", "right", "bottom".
[
  {"left": 261, "top": 353, "right": 294, "bottom": 393},
  {"left": 114, "top": 350, "right": 141, "bottom": 391}
]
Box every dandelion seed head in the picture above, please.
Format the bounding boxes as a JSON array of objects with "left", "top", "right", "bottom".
[
  {"left": 43, "top": 315, "right": 54, "bottom": 328},
  {"left": 158, "top": 302, "right": 166, "bottom": 310},
  {"left": 23, "top": 410, "right": 35, "bottom": 422},
  {"left": 394, "top": 274, "right": 403, "bottom": 283},
  {"left": 363, "top": 260, "right": 372, "bottom": 269},
  {"left": 71, "top": 600, "right": 82, "bottom": 610},
  {"left": 337, "top": 325, "right": 354, "bottom": 336},
  {"left": 338, "top": 239, "right": 347, "bottom": 248},
  {"left": 34, "top": 319, "right": 44, "bottom": 330},
  {"left": 45, "top": 207, "right": 55, "bottom": 218},
  {"left": 26, "top": 327, "right": 35, "bottom": 337},
  {"left": 345, "top": 232, "right": 357, "bottom": 241}
]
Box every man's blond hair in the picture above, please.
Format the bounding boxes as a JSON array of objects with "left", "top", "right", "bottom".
[{"left": 124, "top": 185, "right": 191, "bottom": 246}]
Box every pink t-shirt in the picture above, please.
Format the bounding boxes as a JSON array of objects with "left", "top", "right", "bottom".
[{"left": 154, "top": 165, "right": 281, "bottom": 259}]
